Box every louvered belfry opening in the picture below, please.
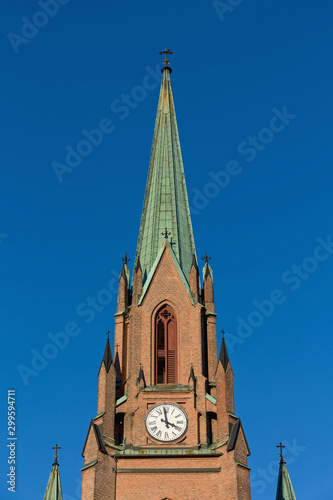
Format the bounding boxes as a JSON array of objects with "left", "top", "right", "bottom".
[{"left": 155, "top": 305, "right": 177, "bottom": 384}]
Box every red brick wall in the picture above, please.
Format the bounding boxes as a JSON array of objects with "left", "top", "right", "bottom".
[{"left": 81, "top": 244, "right": 251, "bottom": 499}]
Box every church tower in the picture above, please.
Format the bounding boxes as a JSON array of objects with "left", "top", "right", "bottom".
[{"left": 81, "top": 51, "right": 251, "bottom": 500}]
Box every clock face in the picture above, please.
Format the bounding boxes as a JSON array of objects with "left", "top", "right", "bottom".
[{"left": 145, "top": 403, "right": 188, "bottom": 442}]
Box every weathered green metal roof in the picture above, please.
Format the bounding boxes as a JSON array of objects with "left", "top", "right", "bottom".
[
  {"left": 134, "top": 67, "right": 197, "bottom": 285},
  {"left": 43, "top": 463, "right": 63, "bottom": 500},
  {"left": 276, "top": 461, "right": 297, "bottom": 500}
]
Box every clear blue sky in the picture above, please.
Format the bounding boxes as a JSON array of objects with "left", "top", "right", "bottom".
[{"left": 1, "top": 1, "right": 332, "bottom": 498}]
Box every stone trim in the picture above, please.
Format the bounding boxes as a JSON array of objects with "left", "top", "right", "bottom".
[
  {"left": 81, "top": 459, "right": 98, "bottom": 471},
  {"left": 117, "top": 467, "right": 221, "bottom": 473}
]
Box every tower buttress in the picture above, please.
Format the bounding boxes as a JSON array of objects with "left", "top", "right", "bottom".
[
  {"left": 96, "top": 337, "right": 116, "bottom": 439},
  {"left": 114, "top": 263, "right": 130, "bottom": 389},
  {"left": 216, "top": 337, "right": 235, "bottom": 437},
  {"left": 81, "top": 340, "right": 117, "bottom": 500},
  {"left": 132, "top": 256, "right": 143, "bottom": 301}
]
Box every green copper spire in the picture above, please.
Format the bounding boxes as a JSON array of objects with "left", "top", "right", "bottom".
[
  {"left": 134, "top": 54, "right": 197, "bottom": 285},
  {"left": 43, "top": 446, "right": 63, "bottom": 500},
  {"left": 275, "top": 443, "right": 297, "bottom": 500}
]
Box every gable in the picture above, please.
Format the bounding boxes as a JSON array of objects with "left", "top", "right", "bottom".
[
  {"left": 82, "top": 420, "right": 107, "bottom": 459},
  {"left": 138, "top": 242, "right": 194, "bottom": 306},
  {"left": 227, "top": 418, "right": 251, "bottom": 457}
]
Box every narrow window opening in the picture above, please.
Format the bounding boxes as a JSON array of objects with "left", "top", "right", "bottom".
[
  {"left": 155, "top": 306, "right": 177, "bottom": 384},
  {"left": 207, "top": 412, "right": 217, "bottom": 445},
  {"left": 115, "top": 413, "right": 124, "bottom": 445}
]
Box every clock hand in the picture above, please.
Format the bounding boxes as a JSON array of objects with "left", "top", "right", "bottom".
[
  {"left": 163, "top": 407, "right": 169, "bottom": 428},
  {"left": 166, "top": 421, "right": 176, "bottom": 428},
  {"left": 161, "top": 418, "right": 170, "bottom": 428}
]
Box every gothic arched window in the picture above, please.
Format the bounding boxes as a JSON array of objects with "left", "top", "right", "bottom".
[{"left": 155, "top": 306, "right": 177, "bottom": 384}]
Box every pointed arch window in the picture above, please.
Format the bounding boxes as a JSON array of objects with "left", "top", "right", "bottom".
[{"left": 155, "top": 306, "right": 177, "bottom": 384}]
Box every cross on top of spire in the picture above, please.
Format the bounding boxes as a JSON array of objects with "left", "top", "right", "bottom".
[
  {"left": 122, "top": 253, "right": 130, "bottom": 265},
  {"left": 52, "top": 444, "right": 61, "bottom": 465},
  {"left": 159, "top": 48, "right": 173, "bottom": 70},
  {"left": 221, "top": 329, "right": 225, "bottom": 339},
  {"left": 201, "top": 251, "right": 211, "bottom": 264},
  {"left": 277, "top": 442, "right": 286, "bottom": 464},
  {"left": 106, "top": 330, "right": 111, "bottom": 340}
]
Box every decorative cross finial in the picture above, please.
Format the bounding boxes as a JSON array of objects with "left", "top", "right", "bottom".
[
  {"left": 115, "top": 342, "right": 120, "bottom": 352},
  {"left": 122, "top": 253, "right": 130, "bottom": 265},
  {"left": 277, "top": 442, "right": 286, "bottom": 464},
  {"left": 106, "top": 330, "right": 111, "bottom": 340},
  {"left": 162, "top": 227, "right": 171, "bottom": 239},
  {"left": 201, "top": 251, "right": 211, "bottom": 264},
  {"left": 222, "top": 329, "right": 225, "bottom": 339},
  {"left": 159, "top": 48, "right": 173, "bottom": 68},
  {"left": 52, "top": 444, "right": 61, "bottom": 465}
]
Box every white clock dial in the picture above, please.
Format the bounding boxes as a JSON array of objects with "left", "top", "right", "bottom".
[{"left": 145, "top": 403, "right": 188, "bottom": 442}]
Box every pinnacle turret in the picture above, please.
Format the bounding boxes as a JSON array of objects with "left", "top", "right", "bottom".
[
  {"left": 102, "top": 336, "right": 113, "bottom": 373},
  {"left": 275, "top": 443, "right": 297, "bottom": 500},
  {"left": 218, "top": 332, "right": 230, "bottom": 372},
  {"left": 43, "top": 447, "right": 63, "bottom": 500}
]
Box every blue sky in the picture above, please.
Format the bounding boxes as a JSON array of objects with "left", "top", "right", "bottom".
[{"left": 1, "top": 0, "right": 332, "bottom": 498}]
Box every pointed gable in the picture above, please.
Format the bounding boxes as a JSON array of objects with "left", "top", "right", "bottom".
[
  {"left": 134, "top": 67, "right": 197, "bottom": 286},
  {"left": 82, "top": 420, "right": 107, "bottom": 459},
  {"left": 138, "top": 242, "right": 194, "bottom": 306},
  {"left": 227, "top": 418, "right": 250, "bottom": 456}
]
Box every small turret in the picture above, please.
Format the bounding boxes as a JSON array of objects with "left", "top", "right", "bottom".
[
  {"left": 276, "top": 443, "right": 297, "bottom": 500},
  {"left": 117, "top": 253, "right": 131, "bottom": 313},
  {"left": 202, "top": 256, "right": 214, "bottom": 313},
  {"left": 43, "top": 445, "right": 63, "bottom": 500}
]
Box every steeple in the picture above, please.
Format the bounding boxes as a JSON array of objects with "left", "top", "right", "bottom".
[
  {"left": 275, "top": 443, "right": 297, "bottom": 500},
  {"left": 43, "top": 446, "right": 63, "bottom": 500},
  {"left": 134, "top": 51, "right": 197, "bottom": 285}
]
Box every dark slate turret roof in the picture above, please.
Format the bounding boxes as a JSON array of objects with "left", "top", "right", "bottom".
[
  {"left": 134, "top": 66, "right": 197, "bottom": 286},
  {"left": 218, "top": 337, "right": 230, "bottom": 371},
  {"left": 102, "top": 338, "right": 113, "bottom": 373}
]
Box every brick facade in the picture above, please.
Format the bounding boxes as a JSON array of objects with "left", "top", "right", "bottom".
[{"left": 81, "top": 243, "right": 251, "bottom": 499}]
